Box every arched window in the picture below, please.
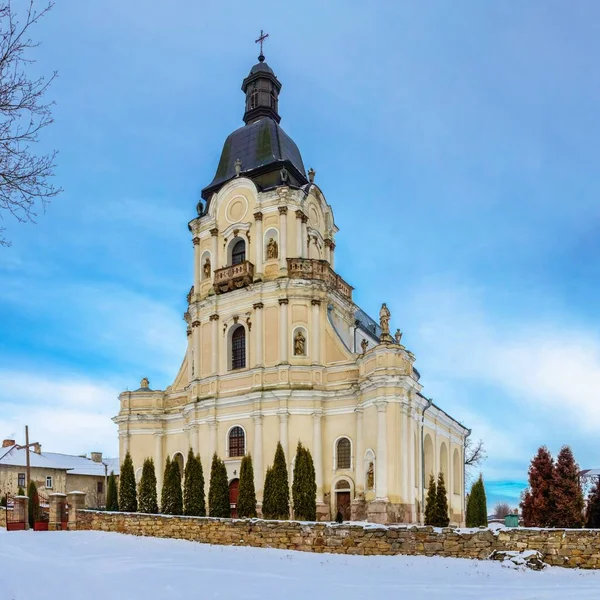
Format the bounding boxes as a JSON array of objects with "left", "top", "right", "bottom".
[
  {"left": 231, "top": 239, "right": 246, "bottom": 265},
  {"left": 228, "top": 426, "right": 245, "bottom": 457},
  {"left": 250, "top": 87, "right": 259, "bottom": 110},
  {"left": 336, "top": 437, "right": 351, "bottom": 470},
  {"left": 173, "top": 452, "right": 184, "bottom": 476},
  {"left": 231, "top": 326, "right": 246, "bottom": 370}
]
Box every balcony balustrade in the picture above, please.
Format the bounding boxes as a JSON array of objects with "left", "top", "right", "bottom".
[
  {"left": 287, "top": 258, "right": 353, "bottom": 300},
  {"left": 213, "top": 261, "right": 255, "bottom": 294}
]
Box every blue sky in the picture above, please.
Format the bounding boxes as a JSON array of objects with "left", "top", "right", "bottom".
[{"left": 1, "top": 0, "right": 599, "bottom": 509}]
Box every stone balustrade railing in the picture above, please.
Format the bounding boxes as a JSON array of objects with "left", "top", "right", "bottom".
[{"left": 287, "top": 258, "right": 353, "bottom": 300}]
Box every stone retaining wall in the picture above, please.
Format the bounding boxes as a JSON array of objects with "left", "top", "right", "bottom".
[{"left": 76, "top": 510, "right": 600, "bottom": 569}]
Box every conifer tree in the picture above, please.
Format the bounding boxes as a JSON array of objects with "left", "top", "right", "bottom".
[
  {"left": 262, "top": 466, "right": 273, "bottom": 519},
  {"left": 475, "top": 475, "right": 488, "bottom": 527},
  {"left": 119, "top": 452, "right": 137, "bottom": 512},
  {"left": 424, "top": 474, "right": 437, "bottom": 526},
  {"left": 237, "top": 454, "right": 257, "bottom": 518},
  {"left": 585, "top": 478, "right": 600, "bottom": 528},
  {"left": 138, "top": 458, "right": 158, "bottom": 514},
  {"left": 183, "top": 449, "right": 205, "bottom": 516},
  {"left": 292, "top": 442, "right": 317, "bottom": 521},
  {"left": 0, "top": 495, "right": 6, "bottom": 507},
  {"left": 263, "top": 442, "right": 289, "bottom": 520},
  {"left": 17, "top": 486, "right": 25, "bottom": 496},
  {"left": 208, "top": 453, "right": 230, "bottom": 518},
  {"left": 520, "top": 446, "right": 554, "bottom": 527},
  {"left": 160, "top": 456, "right": 173, "bottom": 514},
  {"left": 106, "top": 471, "right": 118, "bottom": 511},
  {"left": 434, "top": 472, "right": 450, "bottom": 527},
  {"left": 552, "top": 445, "right": 584, "bottom": 528},
  {"left": 27, "top": 480, "right": 40, "bottom": 527},
  {"left": 165, "top": 458, "right": 183, "bottom": 515}
]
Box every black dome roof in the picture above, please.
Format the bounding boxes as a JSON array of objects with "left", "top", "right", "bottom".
[{"left": 201, "top": 117, "right": 307, "bottom": 200}]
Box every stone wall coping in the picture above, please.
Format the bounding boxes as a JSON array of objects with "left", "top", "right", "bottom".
[
  {"left": 49, "top": 493, "right": 67, "bottom": 498},
  {"left": 67, "top": 491, "right": 86, "bottom": 495},
  {"left": 13, "top": 495, "right": 29, "bottom": 499}
]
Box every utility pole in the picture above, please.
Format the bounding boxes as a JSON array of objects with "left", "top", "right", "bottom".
[{"left": 25, "top": 425, "right": 30, "bottom": 488}]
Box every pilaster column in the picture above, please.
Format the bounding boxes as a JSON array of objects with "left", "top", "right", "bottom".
[
  {"left": 67, "top": 492, "right": 85, "bottom": 530},
  {"left": 376, "top": 401, "right": 388, "bottom": 499},
  {"left": 253, "top": 302, "right": 264, "bottom": 366},
  {"left": 187, "top": 328, "right": 193, "bottom": 380},
  {"left": 253, "top": 414, "right": 264, "bottom": 499},
  {"left": 278, "top": 411, "right": 289, "bottom": 456},
  {"left": 311, "top": 299, "right": 320, "bottom": 364},
  {"left": 401, "top": 406, "right": 409, "bottom": 503},
  {"left": 210, "top": 228, "right": 219, "bottom": 270},
  {"left": 279, "top": 298, "right": 289, "bottom": 363},
  {"left": 278, "top": 206, "right": 288, "bottom": 270},
  {"left": 325, "top": 239, "right": 335, "bottom": 268},
  {"left": 295, "top": 210, "right": 304, "bottom": 257},
  {"left": 301, "top": 215, "right": 308, "bottom": 258},
  {"left": 209, "top": 419, "right": 218, "bottom": 459},
  {"left": 154, "top": 432, "right": 164, "bottom": 495},
  {"left": 313, "top": 412, "right": 324, "bottom": 502},
  {"left": 408, "top": 408, "right": 415, "bottom": 494},
  {"left": 193, "top": 236, "right": 201, "bottom": 290},
  {"left": 324, "top": 238, "right": 331, "bottom": 263},
  {"left": 254, "top": 212, "right": 263, "bottom": 275},
  {"left": 210, "top": 314, "right": 219, "bottom": 374},
  {"left": 192, "top": 319, "right": 201, "bottom": 378},
  {"left": 355, "top": 409, "right": 364, "bottom": 492}
]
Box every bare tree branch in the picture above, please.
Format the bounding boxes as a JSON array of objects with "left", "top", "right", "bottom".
[
  {"left": 0, "top": 1, "right": 60, "bottom": 246},
  {"left": 465, "top": 437, "right": 486, "bottom": 469}
]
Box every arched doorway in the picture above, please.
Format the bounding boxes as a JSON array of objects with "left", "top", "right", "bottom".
[
  {"left": 334, "top": 479, "right": 352, "bottom": 521},
  {"left": 229, "top": 478, "right": 239, "bottom": 518}
]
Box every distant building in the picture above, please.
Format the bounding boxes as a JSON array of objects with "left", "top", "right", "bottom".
[{"left": 0, "top": 439, "right": 119, "bottom": 508}]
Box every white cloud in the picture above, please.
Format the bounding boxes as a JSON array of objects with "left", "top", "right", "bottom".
[{"left": 0, "top": 370, "right": 120, "bottom": 456}]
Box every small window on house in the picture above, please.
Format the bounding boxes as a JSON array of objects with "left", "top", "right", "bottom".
[
  {"left": 336, "top": 437, "right": 351, "bottom": 470},
  {"left": 46, "top": 476, "right": 53, "bottom": 489},
  {"left": 250, "top": 87, "right": 259, "bottom": 110},
  {"left": 97, "top": 481, "right": 103, "bottom": 494},
  {"left": 228, "top": 426, "right": 245, "bottom": 457},
  {"left": 231, "top": 239, "right": 246, "bottom": 265},
  {"left": 231, "top": 326, "right": 246, "bottom": 370},
  {"left": 18, "top": 473, "right": 25, "bottom": 488}
]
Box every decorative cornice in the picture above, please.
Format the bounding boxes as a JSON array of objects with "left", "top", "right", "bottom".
[
  {"left": 253, "top": 302, "right": 264, "bottom": 310},
  {"left": 253, "top": 211, "right": 263, "bottom": 221},
  {"left": 209, "top": 313, "right": 219, "bottom": 321},
  {"left": 278, "top": 206, "right": 288, "bottom": 215}
]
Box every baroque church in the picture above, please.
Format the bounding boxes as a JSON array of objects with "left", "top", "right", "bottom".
[{"left": 114, "top": 49, "right": 469, "bottom": 525}]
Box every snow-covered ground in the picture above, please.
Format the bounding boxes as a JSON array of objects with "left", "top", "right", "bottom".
[{"left": 1, "top": 529, "right": 598, "bottom": 599}]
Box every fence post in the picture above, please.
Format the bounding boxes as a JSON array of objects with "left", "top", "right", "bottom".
[
  {"left": 14, "top": 495, "right": 30, "bottom": 530},
  {"left": 49, "top": 493, "right": 67, "bottom": 530},
  {"left": 67, "top": 491, "right": 86, "bottom": 530}
]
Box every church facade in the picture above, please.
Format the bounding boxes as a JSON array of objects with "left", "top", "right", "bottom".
[{"left": 114, "top": 52, "right": 469, "bottom": 525}]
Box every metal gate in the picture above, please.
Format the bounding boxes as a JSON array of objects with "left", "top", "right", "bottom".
[
  {"left": 33, "top": 493, "right": 49, "bottom": 531},
  {"left": 6, "top": 495, "right": 26, "bottom": 531}
]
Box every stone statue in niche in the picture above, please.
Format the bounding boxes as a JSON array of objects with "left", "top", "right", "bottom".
[
  {"left": 266, "top": 237, "right": 278, "bottom": 260},
  {"left": 379, "top": 303, "right": 391, "bottom": 335},
  {"left": 367, "top": 462, "right": 374, "bottom": 490},
  {"left": 203, "top": 257, "right": 211, "bottom": 279},
  {"left": 294, "top": 330, "right": 306, "bottom": 356}
]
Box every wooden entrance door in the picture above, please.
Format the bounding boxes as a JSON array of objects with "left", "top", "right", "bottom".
[
  {"left": 336, "top": 491, "right": 351, "bottom": 521},
  {"left": 229, "top": 479, "right": 239, "bottom": 518}
]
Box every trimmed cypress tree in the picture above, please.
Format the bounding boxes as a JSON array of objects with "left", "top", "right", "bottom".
[
  {"left": 138, "top": 458, "right": 158, "bottom": 514},
  {"left": 465, "top": 476, "right": 487, "bottom": 527},
  {"left": 184, "top": 449, "right": 206, "bottom": 516},
  {"left": 237, "top": 454, "right": 257, "bottom": 518},
  {"left": 586, "top": 478, "right": 600, "bottom": 528},
  {"left": 262, "top": 466, "right": 273, "bottom": 519},
  {"left": 424, "top": 474, "right": 437, "bottom": 526},
  {"left": 106, "top": 471, "right": 119, "bottom": 511},
  {"left": 208, "top": 453, "right": 230, "bottom": 518},
  {"left": 17, "top": 486, "right": 25, "bottom": 496},
  {"left": 264, "top": 442, "right": 289, "bottom": 520},
  {"left": 27, "top": 480, "right": 41, "bottom": 527},
  {"left": 0, "top": 495, "right": 6, "bottom": 507},
  {"left": 160, "top": 456, "right": 174, "bottom": 514},
  {"left": 552, "top": 445, "right": 584, "bottom": 528},
  {"left": 119, "top": 451, "right": 137, "bottom": 512},
  {"left": 434, "top": 472, "right": 450, "bottom": 527},
  {"left": 292, "top": 442, "right": 317, "bottom": 521},
  {"left": 520, "top": 446, "right": 554, "bottom": 527}
]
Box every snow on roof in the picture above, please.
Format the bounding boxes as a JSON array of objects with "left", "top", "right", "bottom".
[{"left": 0, "top": 445, "right": 120, "bottom": 476}]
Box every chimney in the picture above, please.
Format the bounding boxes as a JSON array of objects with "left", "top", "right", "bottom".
[
  {"left": 32, "top": 442, "right": 42, "bottom": 454},
  {"left": 2, "top": 439, "right": 15, "bottom": 448},
  {"left": 90, "top": 452, "right": 103, "bottom": 463}
]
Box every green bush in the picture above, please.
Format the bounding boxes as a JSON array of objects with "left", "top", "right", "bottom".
[
  {"left": 292, "top": 442, "right": 317, "bottom": 521},
  {"left": 138, "top": 458, "right": 158, "bottom": 514},
  {"left": 208, "top": 454, "right": 230, "bottom": 518},
  {"left": 119, "top": 452, "right": 137, "bottom": 512},
  {"left": 237, "top": 454, "right": 257, "bottom": 518}
]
